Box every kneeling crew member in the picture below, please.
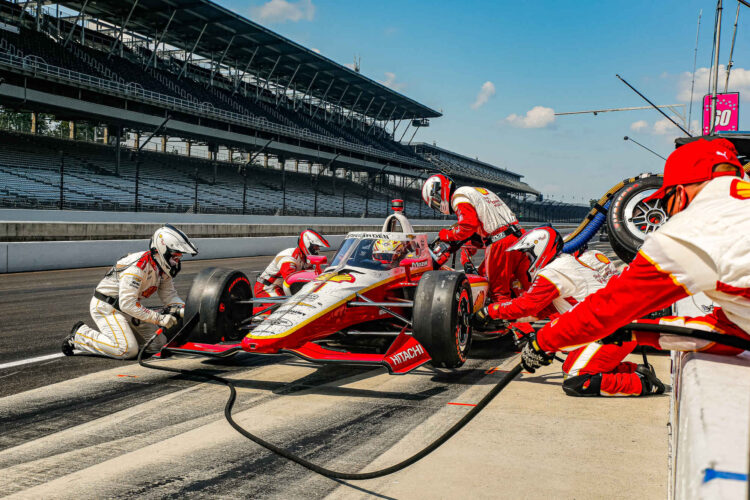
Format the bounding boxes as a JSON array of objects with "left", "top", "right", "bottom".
[
  {"left": 254, "top": 229, "right": 330, "bottom": 298},
  {"left": 522, "top": 138, "right": 750, "bottom": 373},
  {"left": 473, "top": 226, "right": 664, "bottom": 396},
  {"left": 63, "top": 224, "right": 198, "bottom": 360},
  {"left": 421, "top": 174, "right": 530, "bottom": 302}
]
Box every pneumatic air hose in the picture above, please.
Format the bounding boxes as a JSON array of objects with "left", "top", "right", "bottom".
[{"left": 561, "top": 174, "right": 655, "bottom": 254}]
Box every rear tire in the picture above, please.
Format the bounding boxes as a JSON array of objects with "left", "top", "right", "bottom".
[
  {"left": 607, "top": 175, "right": 667, "bottom": 263},
  {"left": 184, "top": 267, "right": 252, "bottom": 343},
  {"left": 413, "top": 271, "right": 473, "bottom": 368}
]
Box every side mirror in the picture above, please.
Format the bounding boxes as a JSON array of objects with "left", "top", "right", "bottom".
[
  {"left": 399, "top": 256, "right": 428, "bottom": 282},
  {"left": 308, "top": 255, "right": 327, "bottom": 275}
]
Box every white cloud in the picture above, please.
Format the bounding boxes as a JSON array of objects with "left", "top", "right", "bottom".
[
  {"left": 250, "top": 0, "right": 315, "bottom": 23},
  {"left": 379, "top": 72, "right": 406, "bottom": 91},
  {"left": 471, "top": 81, "right": 496, "bottom": 110},
  {"left": 652, "top": 118, "right": 681, "bottom": 135},
  {"left": 505, "top": 106, "right": 556, "bottom": 128},
  {"left": 630, "top": 120, "right": 649, "bottom": 132},
  {"left": 677, "top": 65, "right": 750, "bottom": 101}
]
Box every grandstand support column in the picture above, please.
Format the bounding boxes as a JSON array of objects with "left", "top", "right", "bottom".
[
  {"left": 63, "top": 0, "right": 89, "bottom": 47},
  {"left": 161, "top": 136, "right": 167, "bottom": 153},
  {"left": 186, "top": 141, "right": 191, "bottom": 157},
  {"left": 193, "top": 167, "right": 199, "bottom": 213},
  {"left": 178, "top": 23, "right": 208, "bottom": 79},
  {"left": 108, "top": 0, "right": 140, "bottom": 59},
  {"left": 366, "top": 102, "right": 387, "bottom": 135},
  {"left": 59, "top": 151, "right": 64, "bottom": 210},
  {"left": 242, "top": 166, "right": 248, "bottom": 215},
  {"left": 31, "top": 112, "right": 37, "bottom": 134},
  {"left": 277, "top": 64, "right": 301, "bottom": 105},
  {"left": 391, "top": 110, "right": 407, "bottom": 139},
  {"left": 211, "top": 35, "right": 235, "bottom": 86},
  {"left": 295, "top": 72, "right": 318, "bottom": 111},
  {"left": 279, "top": 156, "right": 286, "bottom": 215},
  {"left": 311, "top": 80, "right": 334, "bottom": 119},
  {"left": 115, "top": 126, "right": 121, "bottom": 176},
  {"left": 69, "top": 122, "right": 75, "bottom": 140},
  {"left": 144, "top": 9, "right": 176, "bottom": 69}
]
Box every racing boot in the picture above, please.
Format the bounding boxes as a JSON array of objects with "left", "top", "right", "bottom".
[
  {"left": 636, "top": 363, "right": 665, "bottom": 396},
  {"left": 62, "top": 321, "right": 84, "bottom": 356}
]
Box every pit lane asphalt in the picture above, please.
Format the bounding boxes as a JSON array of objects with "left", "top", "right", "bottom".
[{"left": 0, "top": 242, "right": 614, "bottom": 498}]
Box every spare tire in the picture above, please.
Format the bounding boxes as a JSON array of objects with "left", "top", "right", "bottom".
[
  {"left": 606, "top": 175, "right": 668, "bottom": 262},
  {"left": 412, "top": 271, "right": 472, "bottom": 368},
  {"left": 184, "top": 267, "right": 253, "bottom": 343}
]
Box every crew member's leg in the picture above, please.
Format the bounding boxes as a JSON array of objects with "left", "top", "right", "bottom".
[
  {"left": 561, "top": 341, "right": 661, "bottom": 396},
  {"left": 73, "top": 298, "right": 140, "bottom": 359},
  {"left": 633, "top": 308, "right": 749, "bottom": 356}
]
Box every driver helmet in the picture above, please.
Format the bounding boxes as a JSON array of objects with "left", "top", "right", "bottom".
[
  {"left": 150, "top": 224, "right": 198, "bottom": 278},
  {"left": 507, "top": 226, "right": 563, "bottom": 280},
  {"left": 372, "top": 239, "right": 408, "bottom": 265},
  {"left": 299, "top": 229, "right": 330, "bottom": 263},
  {"left": 421, "top": 174, "right": 456, "bottom": 215}
]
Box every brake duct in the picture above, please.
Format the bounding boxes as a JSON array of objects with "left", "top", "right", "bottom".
[{"left": 137, "top": 315, "right": 750, "bottom": 481}]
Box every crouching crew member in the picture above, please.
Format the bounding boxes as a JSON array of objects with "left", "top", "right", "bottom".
[
  {"left": 473, "top": 226, "right": 665, "bottom": 396},
  {"left": 254, "top": 229, "right": 330, "bottom": 298},
  {"left": 421, "top": 174, "right": 530, "bottom": 302},
  {"left": 522, "top": 138, "right": 750, "bottom": 373},
  {"left": 63, "top": 224, "right": 198, "bottom": 360}
]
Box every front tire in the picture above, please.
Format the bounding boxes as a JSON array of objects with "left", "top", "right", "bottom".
[
  {"left": 606, "top": 175, "right": 667, "bottom": 262},
  {"left": 184, "top": 267, "right": 253, "bottom": 343},
  {"left": 412, "top": 271, "right": 473, "bottom": 368}
]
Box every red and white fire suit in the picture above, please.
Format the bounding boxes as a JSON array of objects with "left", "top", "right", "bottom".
[
  {"left": 73, "top": 251, "right": 183, "bottom": 359},
  {"left": 536, "top": 176, "right": 750, "bottom": 357},
  {"left": 577, "top": 249, "right": 618, "bottom": 282},
  {"left": 441, "top": 186, "right": 530, "bottom": 302},
  {"left": 254, "top": 247, "right": 306, "bottom": 298},
  {"left": 486, "top": 253, "right": 644, "bottom": 395}
]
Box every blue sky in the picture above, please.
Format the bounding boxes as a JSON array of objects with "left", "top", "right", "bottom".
[{"left": 217, "top": 0, "right": 749, "bottom": 202}]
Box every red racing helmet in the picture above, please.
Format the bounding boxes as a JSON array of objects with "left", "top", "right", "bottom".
[
  {"left": 298, "top": 229, "right": 330, "bottom": 262},
  {"left": 508, "top": 226, "right": 563, "bottom": 279},
  {"left": 421, "top": 174, "right": 456, "bottom": 215}
]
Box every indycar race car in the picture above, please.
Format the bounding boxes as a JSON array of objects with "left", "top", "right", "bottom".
[{"left": 161, "top": 208, "right": 490, "bottom": 375}]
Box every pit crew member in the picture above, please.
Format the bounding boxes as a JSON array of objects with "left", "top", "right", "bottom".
[
  {"left": 62, "top": 224, "right": 198, "bottom": 359},
  {"left": 521, "top": 138, "right": 750, "bottom": 373},
  {"left": 254, "top": 229, "right": 330, "bottom": 298},
  {"left": 421, "top": 174, "right": 530, "bottom": 302},
  {"left": 473, "top": 226, "right": 664, "bottom": 396}
]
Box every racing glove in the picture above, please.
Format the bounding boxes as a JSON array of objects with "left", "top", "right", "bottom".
[
  {"left": 520, "top": 334, "right": 555, "bottom": 373},
  {"left": 158, "top": 314, "right": 178, "bottom": 329},
  {"left": 471, "top": 306, "right": 492, "bottom": 330},
  {"left": 438, "top": 228, "right": 453, "bottom": 242}
]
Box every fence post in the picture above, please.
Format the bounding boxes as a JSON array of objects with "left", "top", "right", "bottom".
[
  {"left": 280, "top": 157, "right": 286, "bottom": 215},
  {"left": 242, "top": 167, "right": 247, "bottom": 215},
  {"left": 59, "top": 150, "right": 64, "bottom": 210},
  {"left": 134, "top": 154, "right": 140, "bottom": 212}
]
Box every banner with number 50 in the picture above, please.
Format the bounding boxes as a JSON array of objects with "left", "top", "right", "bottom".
[{"left": 703, "top": 92, "right": 739, "bottom": 135}]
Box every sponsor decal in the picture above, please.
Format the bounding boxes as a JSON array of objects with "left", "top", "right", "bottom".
[
  {"left": 315, "top": 272, "right": 356, "bottom": 283},
  {"left": 263, "top": 318, "right": 294, "bottom": 328},
  {"left": 388, "top": 343, "right": 426, "bottom": 366},
  {"left": 730, "top": 179, "right": 750, "bottom": 200},
  {"left": 228, "top": 276, "right": 250, "bottom": 292},
  {"left": 128, "top": 277, "right": 141, "bottom": 288},
  {"left": 142, "top": 286, "right": 158, "bottom": 298},
  {"left": 595, "top": 253, "right": 611, "bottom": 264},
  {"left": 474, "top": 187, "right": 490, "bottom": 195},
  {"left": 473, "top": 290, "right": 486, "bottom": 311}
]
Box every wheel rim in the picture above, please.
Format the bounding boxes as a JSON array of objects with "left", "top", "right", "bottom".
[
  {"left": 624, "top": 190, "right": 668, "bottom": 237},
  {"left": 455, "top": 289, "right": 471, "bottom": 356},
  {"left": 221, "top": 275, "right": 252, "bottom": 340}
]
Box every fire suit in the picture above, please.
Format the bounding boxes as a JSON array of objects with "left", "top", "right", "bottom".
[
  {"left": 441, "top": 186, "right": 530, "bottom": 302},
  {"left": 254, "top": 247, "right": 306, "bottom": 298},
  {"left": 73, "top": 251, "right": 183, "bottom": 359},
  {"left": 536, "top": 176, "right": 750, "bottom": 357},
  {"left": 577, "top": 249, "right": 618, "bottom": 282},
  {"left": 486, "top": 253, "right": 643, "bottom": 395}
]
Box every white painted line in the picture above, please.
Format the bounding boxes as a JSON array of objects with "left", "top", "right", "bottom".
[{"left": 0, "top": 353, "right": 65, "bottom": 370}]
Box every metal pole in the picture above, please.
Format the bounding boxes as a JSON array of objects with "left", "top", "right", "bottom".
[
  {"left": 623, "top": 136, "right": 667, "bottom": 161},
  {"left": 242, "top": 167, "right": 248, "bottom": 214},
  {"left": 709, "top": 0, "right": 723, "bottom": 135},
  {"left": 115, "top": 126, "right": 121, "bottom": 175},
  {"left": 193, "top": 167, "right": 199, "bottom": 213},
  {"left": 108, "top": 0, "right": 139, "bottom": 59},
  {"left": 63, "top": 0, "right": 89, "bottom": 47},
  {"left": 145, "top": 9, "right": 175, "bottom": 68},
  {"left": 616, "top": 74, "right": 692, "bottom": 137},
  {"left": 178, "top": 23, "right": 208, "bottom": 79},
  {"left": 59, "top": 150, "right": 64, "bottom": 209},
  {"left": 688, "top": 9, "right": 703, "bottom": 134},
  {"left": 724, "top": 2, "right": 739, "bottom": 93},
  {"left": 134, "top": 155, "right": 140, "bottom": 212},
  {"left": 281, "top": 158, "right": 286, "bottom": 215}
]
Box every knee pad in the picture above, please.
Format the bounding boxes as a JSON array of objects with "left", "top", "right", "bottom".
[{"left": 562, "top": 373, "right": 602, "bottom": 397}]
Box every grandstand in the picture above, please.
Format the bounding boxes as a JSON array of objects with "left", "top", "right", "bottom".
[{"left": 0, "top": 0, "right": 587, "bottom": 222}]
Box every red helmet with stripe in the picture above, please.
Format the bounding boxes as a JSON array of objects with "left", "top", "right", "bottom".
[
  {"left": 298, "top": 229, "right": 330, "bottom": 262},
  {"left": 507, "top": 226, "right": 563, "bottom": 280},
  {"left": 421, "top": 174, "right": 456, "bottom": 215}
]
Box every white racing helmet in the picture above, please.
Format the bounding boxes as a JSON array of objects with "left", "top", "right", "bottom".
[
  {"left": 507, "top": 226, "right": 563, "bottom": 280},
  {"left": 298, "top": 229, "right": 330, "bottom": 262},
  {"left": 150, "top": 224, "right": 198, "bottom": 277},
  {"left": 421, "top": 174, "right": 456, "bottom": 215}
]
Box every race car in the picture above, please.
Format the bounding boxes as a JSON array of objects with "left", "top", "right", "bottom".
[{"left": 161, "top": 206, "right": 490, "bottom": 375}]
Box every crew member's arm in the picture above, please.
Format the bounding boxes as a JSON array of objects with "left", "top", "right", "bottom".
[
  {"left": 486, "top": 275, "right": 561, "bottom": 320},
  {"left": 439, "top": 203, "right": 481, "bottom": 242},
  {"left": 157, "top": 274, "right": 184, "bottom": 307},
  {"left": 536, "top": 251, "right": 689, "bottom": 352},
  {"left": 118, "top": 267, "right": 163, "bottom": 325},
  {"left": 279, "top": 260, "right": 299, "bottom": 279}
]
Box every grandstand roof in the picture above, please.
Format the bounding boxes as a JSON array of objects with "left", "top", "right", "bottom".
[
  {"left": 57, "top": 0, "right": 441, "bottom": 121},
  {"left": 412, "top": 142, "right": 524, "bottom": 181}
]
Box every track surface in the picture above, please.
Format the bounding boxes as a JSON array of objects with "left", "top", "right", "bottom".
[{"left": 0, "top": 243, "right": 613, "bottom": 498}]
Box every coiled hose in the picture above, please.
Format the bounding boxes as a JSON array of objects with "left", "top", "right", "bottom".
[{"left": 561, "top": 174, "right": 653, "bottom": 254}]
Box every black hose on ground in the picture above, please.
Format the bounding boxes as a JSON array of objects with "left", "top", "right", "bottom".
[{"left": 138, "top": 318, "right": 523, "bottom": 480}]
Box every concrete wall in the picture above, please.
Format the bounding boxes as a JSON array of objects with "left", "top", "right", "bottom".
[{"left": 669, "top": 294, "right": 750, "bottom": 499}]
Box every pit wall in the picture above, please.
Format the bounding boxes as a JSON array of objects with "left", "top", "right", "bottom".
[{"left": 669, "top": 295, "right": 750, "bottom": 499}]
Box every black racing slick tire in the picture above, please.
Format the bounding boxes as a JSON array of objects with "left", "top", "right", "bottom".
[
  {"left": 412, "top": 271, "right": 473, "bottom": 368},
  {"left": 185, "top": 267, "right": 253, "bottom": 343},
  {"left": 606, "top": 175, "right": 668, "bottom": 263}
]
